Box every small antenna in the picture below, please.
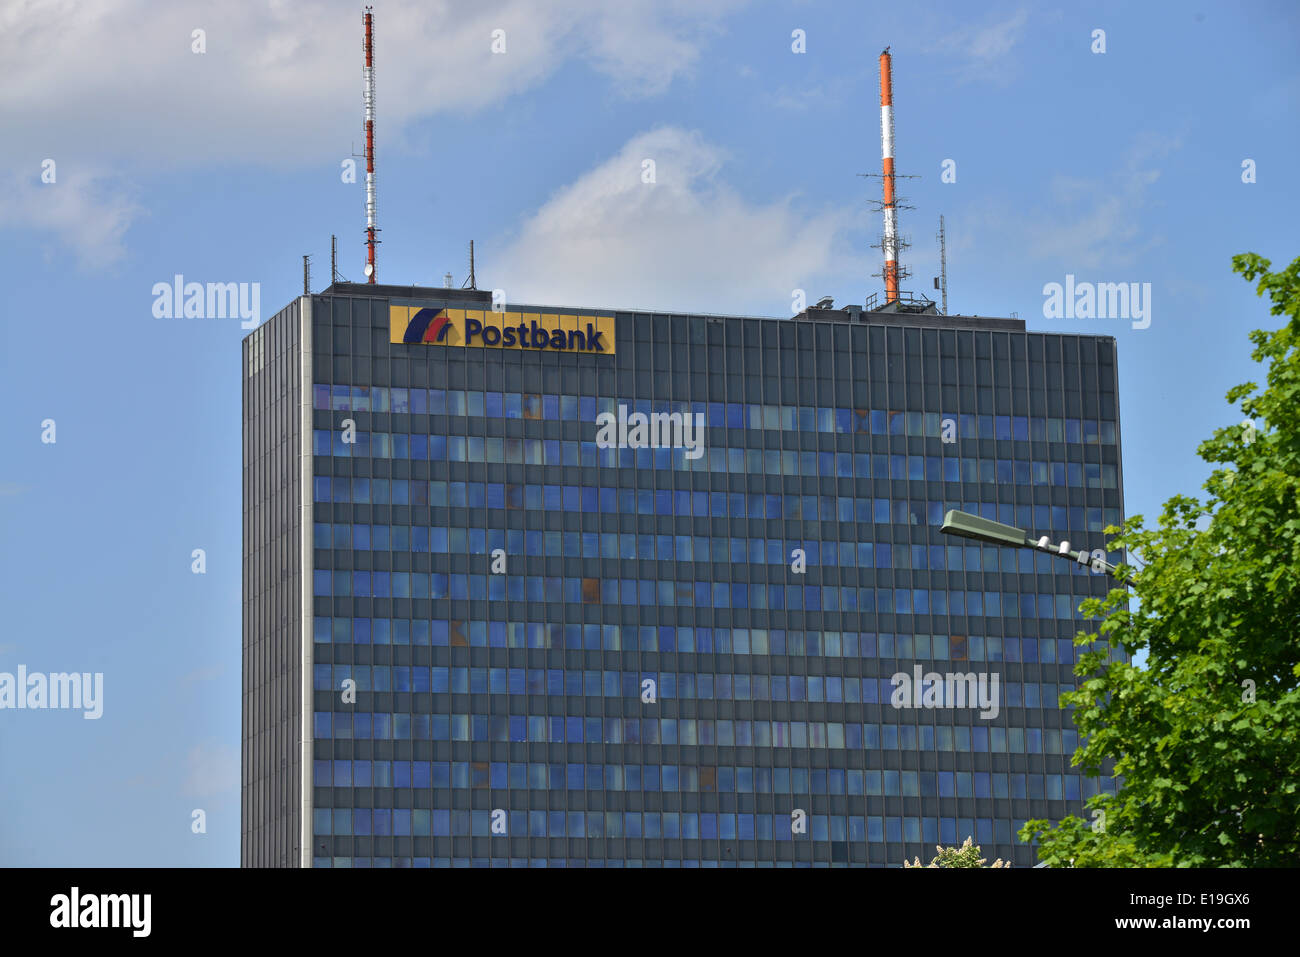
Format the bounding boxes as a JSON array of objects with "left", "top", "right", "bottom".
[
  {"left": 444, "top": 272, "right": 454, "bottom": 288},
  {"left": 937, "top": 215, "right": 948, "bottom": 316},
  {"left": 303, "top": 255, "right": 311, "bottom": 295},
  {"left": 330, "top": 234, "right": 349, "bottom": 284},
  {"left": 463, "top": 240, "right": 476, "bottom": 290}
]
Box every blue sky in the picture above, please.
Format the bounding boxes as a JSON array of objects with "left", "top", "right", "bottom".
[{"left": 1, "top": 1, "right": 1296, "bottom": 866}]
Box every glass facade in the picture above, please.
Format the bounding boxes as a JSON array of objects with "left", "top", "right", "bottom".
[{"left": 243, "top": 285, "right": 1125, "bottom": 867}]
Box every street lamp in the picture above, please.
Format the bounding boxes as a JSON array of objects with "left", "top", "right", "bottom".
[{"left": 940, "top": 509, "right": 1122, "bottom": 579}]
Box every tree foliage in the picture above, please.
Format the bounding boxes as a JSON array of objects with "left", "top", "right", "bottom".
[
  {"left": 904, "top": 836, "right": 1010, "bottom": 868},
  {"left": 1022, "top": 253, "right": 1300, "bottom": 867}
]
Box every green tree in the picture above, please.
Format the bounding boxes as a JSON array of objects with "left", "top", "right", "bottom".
[
  {"left": 904, "top": 836, "right": 1010, "bottom": 868},
  {"left": 1022, "top": 253, "right": 1300, "bottom": 867}
]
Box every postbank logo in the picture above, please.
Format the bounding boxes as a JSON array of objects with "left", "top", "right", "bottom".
[{"left": 390, "top": 305, "right": 615, "bottom": 354}]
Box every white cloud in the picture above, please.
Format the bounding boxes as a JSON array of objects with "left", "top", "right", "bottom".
[
  {"left": 575, "top": 0, "right": 743, "bottom": 98},
  {"left": 923, "top": 8, "right": 1032, "bottom": 84},
  {"left": 763, "top": 79, "right": 848, "bottom": 112},
  {"left": 0, "top": 169, "right": 141, "bottom": 269},
  {"left": 961, "top": 9, "right": 1030, "bottom": 60},
  {"left": 953, "top": 132, "right": 1182, "bottom": 277},
  {"left": 0, "top": 0, "right": 745, "bottom": 167},
  {"left": 0, "top": 0, "right": 745, "bottom": 270},
  {"left": 1020, "top": 132, "right": 1181, "bottom": 269},
  {"left": 181, "top": 742, "right": 238, "bottom": 799},
  {"left": 177, "top": 664, "right": 225, "bottom": 688},
  {"left": 493, "top": 127, "right": 861, "bottom": 314}
]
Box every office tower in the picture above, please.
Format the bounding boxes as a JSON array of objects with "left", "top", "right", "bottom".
[{"left": 242, "top": 283, "right": 1124, "bottom": 867}]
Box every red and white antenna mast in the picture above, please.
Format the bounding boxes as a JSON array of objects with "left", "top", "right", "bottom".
[
  {"left": 863, "top": 48, "right": 920, "bottom": 310},
  {"left": 878, "top": 46, "right": 900, "bottom": 304},
  {"left": 362, "top": 6, "right": 378, "bottom": 283}
]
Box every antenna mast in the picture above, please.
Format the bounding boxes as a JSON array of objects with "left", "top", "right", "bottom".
[
  {"left": 938, "top": 215, "right": 948, "bottom": 315},
  {"left": 303, "top": 255, "right": 311, "bottom": 295},
  {"left": 862, "top": 48, "right": 917, "bottom": 307},
  {"left": 362, "top": 7, "right": 378, "bottom": 283},
  {"left": 330, "top": 234, "right": 349, "bottom": 284},
  {"left": 462, "top": 240, "right": 478, "bottom": 289},
  {"left": 878, "top": 47, "right": 903, "bottom": 304}
]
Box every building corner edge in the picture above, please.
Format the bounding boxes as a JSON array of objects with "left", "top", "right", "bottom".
[{"left": 299, "top": 295, "right": 315, "bottom": 868}]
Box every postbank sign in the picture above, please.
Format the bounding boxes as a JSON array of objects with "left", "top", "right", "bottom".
[{"left": 390, "top": 304, "right": 615, "bottom": 354}]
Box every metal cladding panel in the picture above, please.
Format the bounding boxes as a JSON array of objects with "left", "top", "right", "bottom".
[{"left": 241, "top": 299, "right": 305, "bottom": 867}]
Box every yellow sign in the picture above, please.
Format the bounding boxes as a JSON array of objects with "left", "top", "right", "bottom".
[{"left": 391, "top": 305, "right": 615, "bottom": 354}]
